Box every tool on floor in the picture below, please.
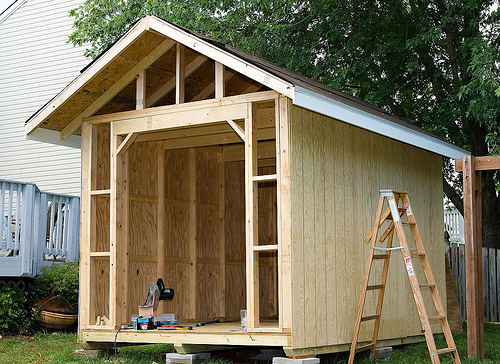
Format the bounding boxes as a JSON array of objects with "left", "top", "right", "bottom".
[
  {"left": 159, "top": 325, "right": 193, "bottom": 330},
  {"left": 136, "top": 278, "right": 174, "bottom": 330},
  {"left": 195, "top": 319, "right": 220, "bottom": 327},
  {"left": 348, "top": 190, "right": 461, "bottom": 364}
]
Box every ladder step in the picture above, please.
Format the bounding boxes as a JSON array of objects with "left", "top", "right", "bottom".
[
  {"left": 411, "top": 252, "right": 426, "bottom": 256},
  {"left": 373, "top": 254, "right": 389, "bottom": 259},
  {"left": 355, "top": 343, "right": 375, "bottom": 353},
  {"left": 401, "top": 221, "right": 416, "bottom": 225},
  {"left": 436, "top": 347, "right": 457, "bottom": 355},
  {"left": 428, "top": 315, "right": 446, "bottom": 321},
  {"left": 361, "top": 314, "right": 379, "bottom": 322},
  {"left": 419, "top": 284, "right": 436, "bottom": 288},
  {"left": 372, "top": 246, "right": 404, "bottom": 251},
  {"left": 367, "top": 284, "right": 384, "bottom": 290}
]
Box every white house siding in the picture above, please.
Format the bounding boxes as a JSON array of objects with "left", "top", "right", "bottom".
[{"left": 0, "top": 0, "right": 87, "bottom": 196}]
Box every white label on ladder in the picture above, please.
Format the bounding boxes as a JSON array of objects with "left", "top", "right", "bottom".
[
  {"left": 388, "top": 198, "right": 400, "bottom": 222},
  {"left": 404, "top": 257, "right": 415, "bottom": 276},
  {"left": 405, "top": 203, "right": 412, "bottom": 216}
]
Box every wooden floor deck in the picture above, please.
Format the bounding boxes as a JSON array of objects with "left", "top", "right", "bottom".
[{"left": 80, "top": 321, "right": 290, "bottom": 349}]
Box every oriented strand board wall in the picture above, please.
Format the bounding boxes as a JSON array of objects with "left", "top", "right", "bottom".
[{"left": 289, "top": 106, "right": 445, "bottom": 349}]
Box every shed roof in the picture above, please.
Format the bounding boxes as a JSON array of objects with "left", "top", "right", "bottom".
[{"left": 25, "top": 15, "right": 467, "bottom": 158}]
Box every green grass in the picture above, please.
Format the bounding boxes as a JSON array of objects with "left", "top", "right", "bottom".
[{"left": 1, "top": 323, "right": 499, "bottom": 363}]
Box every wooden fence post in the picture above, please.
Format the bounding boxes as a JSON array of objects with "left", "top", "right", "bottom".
[{"left": 462, "top": 155, "right": 485, "bottom": 359}]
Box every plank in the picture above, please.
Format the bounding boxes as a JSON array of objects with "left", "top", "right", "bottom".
[
  {"left": 189, "top": 148, "right": 197, "bottom": 318},
  {"left": 112, "top": 103, "right": 247, "bottom": 135},
  {"left": 85, "top": 90, "right": 278, "bottom": 125},
  {"left": 215, "top": 62, "right": 225, "bottom": 99},
  {"left": 176, "top": 43, "right": 185, "bottom": 104},
  {"left": 497, "top": 251, "right": 500, "bottom": 322},
  {"left": 218, "top": 156, "right": 226, "bottom": 317},
  {"left": 157, "top": 142, "right": 166, "bottom": 313},
  {"left": 455, "top": 156, "right": 500, "bottom": 172},
  {"left": 136, "top": 68, "right": 147, "bottom": 110},
  {"left": 80, "top": 122, "right": 93, "bottom": 331},
  {"left": 277, "top": 96, "right": 292, "bottom": 330},
  {"left": 245, "top": 102, "right": 259, "bottom": 329},
  {"left": 489, "top": 248, "right": 496, "bottom": 322},
  {"left": 302, "top": 107, "right": 315, "bottom": 347}
]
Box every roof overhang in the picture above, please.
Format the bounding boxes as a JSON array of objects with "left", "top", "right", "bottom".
[
  {"left": 292, "top": 86, "right": 467, "bottom": 159},
  {"left": 25, "top": 15, "right": 467, "bottom": 159},
  {"left": 25, "top": 16, "right": 293, "bottom": 140}
]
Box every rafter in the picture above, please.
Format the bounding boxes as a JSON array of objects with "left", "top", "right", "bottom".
[{"left": 59, "top": 38, "right": 175, "bottom": 141}]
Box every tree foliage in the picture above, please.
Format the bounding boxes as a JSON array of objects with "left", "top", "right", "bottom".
[{"left": 69, "top": 0, "right": 500, "bottom": 247}]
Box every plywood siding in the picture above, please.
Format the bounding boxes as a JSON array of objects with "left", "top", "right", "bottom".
[
  {"left": 0, "top": 0, "right": 86, "bottom": 195},
  {"left": 289, "top": 106, "right": 444, "bottom": 349}
]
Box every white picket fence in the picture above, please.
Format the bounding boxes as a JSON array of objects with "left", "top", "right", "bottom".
[
  {"left": 444, "top": 208, "right": 500, "bottom": 322},
  {"left": 0, "top": 179, "right": 79, "bottom": 277}
]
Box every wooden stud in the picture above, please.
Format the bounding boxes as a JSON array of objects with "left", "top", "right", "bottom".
[
  {"left": 189, "top": 148, "right": 197, "bottom": 318},
  {"left": 109, "top": 124, "right": 129, "bottom": 328},
  {"left": 215, "top": 62, "right": 225, "bottom": 99},
  {"left": 79, "top": 122, "right": 93, "bottom": 334},
  {"left": 191, "top": 71, "right": 235, "bottom": 102},
  {"left": 245, "top": 102, "right": 259, "bottom": 329},
  {"left": 136, "top": 69, "right": 147, "bottom": 110},
  {"left": 218, "top": 155, "right": 226, "bottom": 317},
  {"left": 157, "top": 141, "right": 166, "bottom": 313},
  {"left": 147, "top": 55, "right": 207, "bottom": 108},
  {"left": 176, "top": 43, "right": 185, "bottom": 104},
  {"left": 59, "top": 38, "right": 175, "bottom": 141},
  {"left": 278, "top": 96, "right": 292, "bottom": 330},
  {"left": 462, "top": 155, "right": 485, "bottom": 359}
]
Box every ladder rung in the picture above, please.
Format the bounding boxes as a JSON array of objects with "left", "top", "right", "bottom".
[
  {"left": 429, "top": 315, "right": 446, "bottom": 321},
  {"left": 355, "top": 343, "right": 375, "bottom": 353},
  {"left": 436, "top": 347, "right": 457, "bottom": 355},
  {"left": 373, "top": 254, "right": 389, "bottom": 259},
  {"left": 367, "top": 284, "right": 384, "bottom": 290},
  {"left": 411, "top": 252, "right": 426, "bottom": 256},
  {"left": 252, "top": 174, "right": 277, "bottom": 182},
  {"left": 419, "top": 284, "right": 436, "bottom": 288},
  {"left": 361, "top": 314, "right": 379, "bottom": 322},
  {"left": 401, "top": 221, "right": 416, "bottom": 225},
  {"left": 253, "top": 244, "right": 278, "bottom": 252},
  {"left": 372, "top": 246, "right": 404, "bottom": 251}
]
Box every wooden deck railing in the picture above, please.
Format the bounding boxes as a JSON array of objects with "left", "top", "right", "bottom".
[{"left": 0, "top": 179, "right": 79, "bottom": 277}]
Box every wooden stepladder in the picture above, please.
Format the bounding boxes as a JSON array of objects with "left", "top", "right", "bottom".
[{"left": 348, "top": 190, "right": 461, "bottom": 364}]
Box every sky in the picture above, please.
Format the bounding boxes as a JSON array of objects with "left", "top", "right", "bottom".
[{"left": 0, "top": 0, "right": 15, "bottom": 15}]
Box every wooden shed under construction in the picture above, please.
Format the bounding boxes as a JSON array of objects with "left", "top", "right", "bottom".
[{"left": 26, "top": 16, "right": 466, "bottom": 357}]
